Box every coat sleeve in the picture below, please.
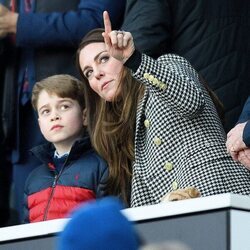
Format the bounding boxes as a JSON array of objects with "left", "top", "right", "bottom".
[
  {"left": 243, "top": 121, "right": 250, "bottom": 147},
  {"left": 122, "top": 0, "right": 171, "bottom": 59},
  {"left": 129, "top": 52, "right": 205, "bottom": 119},
  {"left": 16, "top": 0, "right": 126, "bottom": 47},
  {"left": 238, "top": 97, "right": 250, "bottom": 123},
  {"left": 238, "top": 97, "right": 250, "bottom": 146}
]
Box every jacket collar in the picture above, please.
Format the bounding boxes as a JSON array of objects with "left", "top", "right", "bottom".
[{"left": 30, "top": 135, "right": 92, "bottom": 166}]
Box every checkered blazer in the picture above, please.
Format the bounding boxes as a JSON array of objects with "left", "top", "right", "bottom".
[{"left": 130, "top": 53, "right": 250, "bottom": 207}]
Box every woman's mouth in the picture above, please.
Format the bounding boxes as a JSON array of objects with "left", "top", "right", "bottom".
[{"left": 102, "top": 80, "right": 112, "bottom": 90}]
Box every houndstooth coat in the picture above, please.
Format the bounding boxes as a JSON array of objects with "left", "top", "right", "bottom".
[{"left": 129, "top": 53, "right": 250, "bottom": 207}]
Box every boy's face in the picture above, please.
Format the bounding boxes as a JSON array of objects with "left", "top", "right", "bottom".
[{"left": 37, "top": 90, "right": 86, "bottom": 152}]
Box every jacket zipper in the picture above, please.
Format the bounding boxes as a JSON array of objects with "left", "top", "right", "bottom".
[
  {"left": 43, "top": 157, "right": 70, "bottom": 221},
  {"left": 43, "top": 174, "right": 58, "bottom": 221}
]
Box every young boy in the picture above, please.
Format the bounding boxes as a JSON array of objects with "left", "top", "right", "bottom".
[{"left": 23, "top": 74, "right": 108, "bottom": 223}]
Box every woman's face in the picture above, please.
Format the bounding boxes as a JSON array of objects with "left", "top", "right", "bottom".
[{"left": 79, "top": 42, "right": 124, "bottom": 102}]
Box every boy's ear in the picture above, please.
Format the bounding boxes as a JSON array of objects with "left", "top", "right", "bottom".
[
  {"left": 37, "top": 117, "right": 43, "bottom": 129},
  {"left": 37, "top": 117, "right": 43, "bottom": 131},
  {"left": 82, "top": 108, "right": 88, "bottom": 126}
]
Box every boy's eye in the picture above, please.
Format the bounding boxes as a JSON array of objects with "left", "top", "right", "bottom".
[
  {"left": 61, "top": 104, "right": 70, "bottom": 110},
  {"left": 40, "top": 109, "right": 50, "bottom": 116}
]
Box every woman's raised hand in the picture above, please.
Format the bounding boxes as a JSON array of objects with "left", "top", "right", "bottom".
[{"left": 102, "top": 11, "right": 135, "bottom": 63}]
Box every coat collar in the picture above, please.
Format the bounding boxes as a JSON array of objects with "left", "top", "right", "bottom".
[{"left": 30, "top": 135, "right": 93, "bottom": 166}]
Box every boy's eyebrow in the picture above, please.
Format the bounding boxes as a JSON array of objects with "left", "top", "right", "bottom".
[
  {"left": 37, "top": 98, "right": 73, "bottom": 113},
  {"left": 82, "top": 50, "right": 107, "bottom": 72},
  {"left": 38, "top": 103, "right": 49, "bottom": 113}
]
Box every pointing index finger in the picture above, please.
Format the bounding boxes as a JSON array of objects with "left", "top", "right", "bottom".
[{"left": 103, "top": 11, "right": 112, "bottom": 34}]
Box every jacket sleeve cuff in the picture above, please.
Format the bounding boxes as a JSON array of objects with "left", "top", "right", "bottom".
[
  {"left": 16, "top": 13, "right": 33, "bottom": 46},
  {"left": 243, "top": 121, "right": 250, "bottom": 147},
  {"left": 124, "top": 49, "right": 142, "bottom": 72}
]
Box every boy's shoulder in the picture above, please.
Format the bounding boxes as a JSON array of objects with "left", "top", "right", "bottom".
[
  {"left": 30, "top": 142, "right": 55, "bottom": 163},
  {"left": 24, "top": 163, "right": 49, "bottom": 192},
  {"left": 70, "top": 136, "right": 108, "bottom": 169},
  {"left": 76, "top": 149, "right": 108, "bottom": 170}
]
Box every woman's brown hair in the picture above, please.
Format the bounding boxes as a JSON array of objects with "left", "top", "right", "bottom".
[{"left": 76, "top": 29, "right": 144, "bottom": 205}]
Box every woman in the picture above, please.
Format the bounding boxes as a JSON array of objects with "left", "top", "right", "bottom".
[{"left": 76, "top": 11, "right": 250, "bottom": 207}]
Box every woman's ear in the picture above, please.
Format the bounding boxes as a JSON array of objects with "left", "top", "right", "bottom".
[{"left": 82, "top": 108, "right": 88, "bottom": 126}]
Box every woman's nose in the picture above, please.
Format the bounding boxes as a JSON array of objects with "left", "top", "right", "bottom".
[{"left": 94, "top": 68, "right": 104, "bottom": 79}]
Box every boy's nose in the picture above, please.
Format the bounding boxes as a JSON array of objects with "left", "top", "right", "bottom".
[{"left": 50, "top": 114, "right": 60, "bottom": 122}]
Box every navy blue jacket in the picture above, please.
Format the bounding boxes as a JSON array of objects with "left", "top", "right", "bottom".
[
  {"left": 238, "top": 97, "right": 250, "bottom": 147},
  {"left": 23, "top": 137, "right": 108, "bottom": 223}
]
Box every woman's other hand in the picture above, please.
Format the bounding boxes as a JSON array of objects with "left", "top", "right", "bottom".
[{"left": 161, "top": 187, "right": 201, "bottom": 202}]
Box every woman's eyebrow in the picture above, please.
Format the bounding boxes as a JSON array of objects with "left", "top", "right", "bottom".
[
  {"left": 82, "top": 50, "right": 107, "bottom": 72},
  {"left": 94, "top": 50, "right": 106, "bottom": 61}
]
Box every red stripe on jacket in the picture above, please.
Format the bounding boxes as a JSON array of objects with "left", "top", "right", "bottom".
[{"left": 28, "top": 185, "right": 95, "bottom": 222}]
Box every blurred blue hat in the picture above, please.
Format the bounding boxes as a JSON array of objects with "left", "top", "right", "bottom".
[{"left": 57, "top": 197, "right": 140, "bottom": 250}]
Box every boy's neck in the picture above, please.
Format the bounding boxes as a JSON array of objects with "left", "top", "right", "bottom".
[
  {"left": 52, "top": 131, "right": 85, "bottom": 156},
  {"left": 53, "top": 139, "right": 77, "bottom": 156},
  {"left": 54, "top": 150, "right": 69, "bottom": 158}
]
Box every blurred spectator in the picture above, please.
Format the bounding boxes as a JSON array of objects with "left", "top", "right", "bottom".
[
  {"left": 226, "top": 96, "right": 250, "bottom": 170},
  {"left": 122, "top": 0, "right": 250, "bottom": 132},
  {"left": 58, "top": 195, "right": 191, "bottom": 250},
  {"left": 57, "top": 197, "right": 141, "bottom": 250},
  {"left": 0, "top": 0, "right": 125, "bottom": 224}
]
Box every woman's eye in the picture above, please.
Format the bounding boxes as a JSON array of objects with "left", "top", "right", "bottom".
[
  {"left": 85, "top": 70, "right": 93, "bottom": 79},
  {"left": 100, "top": 55, "right": 109, "bottom": 63}
]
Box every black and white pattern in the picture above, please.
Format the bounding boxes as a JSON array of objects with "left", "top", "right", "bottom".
[{"left": 130, "top": 54, "right": 250, "bottom": 207}]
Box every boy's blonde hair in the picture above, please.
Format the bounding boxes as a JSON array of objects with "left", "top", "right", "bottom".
[{"left": 32, "top": 74, "right": 85, "bottom": 112}]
